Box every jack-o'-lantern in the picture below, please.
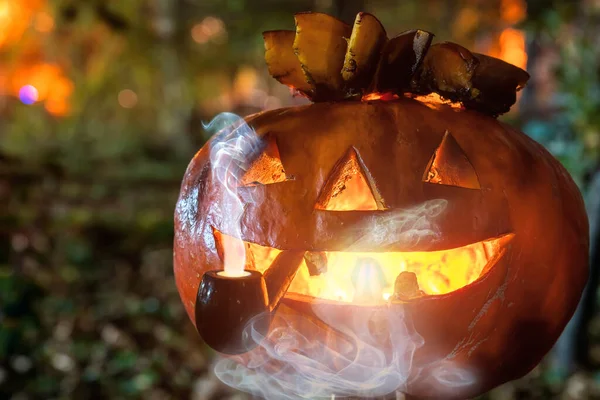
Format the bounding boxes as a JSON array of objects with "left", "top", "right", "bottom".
[{"left": 174, "top": 12, "right": 588, "bottom": 399}]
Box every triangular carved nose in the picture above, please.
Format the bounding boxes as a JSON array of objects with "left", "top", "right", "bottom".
[{"left": 315, "top": 146, "right": 386, "bottom": 211}]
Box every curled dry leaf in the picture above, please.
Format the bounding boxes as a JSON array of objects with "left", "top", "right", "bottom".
[
  {"left": 293, "top": 12, "right": 352, "bottom": 100},
  {"left": 342, "top": 12, "right": 388, "bottom": 96},
  {"left": 263, "top": 30, "right": 313, "bottom": 95}
]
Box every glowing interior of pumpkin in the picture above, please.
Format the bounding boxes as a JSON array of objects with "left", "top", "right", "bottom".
[{"left": 362, "top": 92, "right": 464, "bottom": 110}]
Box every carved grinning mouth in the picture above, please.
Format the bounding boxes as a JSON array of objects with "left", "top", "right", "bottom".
[{"left": 213, "top": 229, "right": 514, "bottom": 305}]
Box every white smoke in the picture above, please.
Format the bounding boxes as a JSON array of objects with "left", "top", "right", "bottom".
[
  {"left": 214, "top": 302, "right": 476, "bottom": 399},
  {"left": 430, "top": 361, "right": 476, "bottom": 389},
  {"left": 346, "top": 199, "right": 448, "bottom": 251},
  {"left": 215, "top": 305, "right": 424, "bottom": 399},
  {"left": 204, "top": 112, "right": 264, "bottom": 276}
]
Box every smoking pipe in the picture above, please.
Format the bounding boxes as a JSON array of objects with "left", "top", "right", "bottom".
[{"left": 195, "top": 250, "right": 304, "bottom": 355}]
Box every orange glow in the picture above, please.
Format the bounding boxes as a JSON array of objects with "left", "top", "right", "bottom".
[
  {"left": 315, "top": 147, "right": 384, "bottom": 211},
  {"left": 34, "top": 11, "right": 54, "bottom": 33},
  {"left": 11, "top": 64, "right": 73, "bottom": 115},
  {"left": 288, "top": 238, "right": 507, "bottom": 303},
  {"left": 501, "top": 0, "right": 527, "bottom": 25},
  {"left": 409, "top": 93, "right": 463, "bottom": 110},
  {"left": 488, "top": 28, "right": 528, "bottom": 71},
  {"left": 497, "top": 28, "right": 528, "bottom": 70},
  {"left": 362, "top": 93, "right": 465, "bottom": 109},
  {"left": 322, "top": 171, "right": 378, "bottom": 211},
  {"left": 0, "top": 1, "right": 72, "bottom": 116},
  {"left": 233, "top": 66, "right": 259, "bottom": 102},
  {"left": 44, "top": 98, "right": 69, "bottom": 116},
  {"left": 215, "top": 229, "right": 513, "bottom": 304},
  {"left": 0, "top": 0, "right": 44, "bottom": 48},
  {"left": 362, "top": 92, "right": 399, "bottom": 102}
]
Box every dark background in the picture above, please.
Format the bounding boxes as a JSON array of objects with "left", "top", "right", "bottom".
[{"left": 2, "top": 0, "right": 600, "bottom": 399}]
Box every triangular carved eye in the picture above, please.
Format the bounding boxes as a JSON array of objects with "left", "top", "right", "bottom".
[
  {"left": 239, "top": 135, "right": 290, "bottom": 186},
  {"left": 316, "top": 146, "right": 386, "bottom": 211},
  {"left": 423, "top": 131, "right": 480, "bottom": 189}
]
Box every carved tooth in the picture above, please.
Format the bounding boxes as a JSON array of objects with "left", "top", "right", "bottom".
[
  {"left": 392, "top": 271, "right": 425, "bottom": 301},
  {"left": 304, "top": 251, "right": 328, "bottom": 276}
]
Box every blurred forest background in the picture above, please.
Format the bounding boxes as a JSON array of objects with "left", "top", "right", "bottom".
[{"left": 1, "top": 0, "right": 600, "bottom": 399}]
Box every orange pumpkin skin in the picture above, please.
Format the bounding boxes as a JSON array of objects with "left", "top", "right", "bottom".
[{"left": 174, "top": 98, "right": 588, "bottom": 399}]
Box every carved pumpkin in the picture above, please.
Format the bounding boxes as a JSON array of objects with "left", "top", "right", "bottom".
[{"left": 174, "top": 12, "right": 588, "bottom": 399}]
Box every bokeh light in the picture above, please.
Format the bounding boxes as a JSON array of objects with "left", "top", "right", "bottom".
[
  {"left": 484, "top": 0, "right": 528, "bottom": 73},
  {"left": 0, "top": 0, "right": 43, "bottom": 48},
  {"left": 34, "top": 11, "right": 54, "bottom": 33},
  {"left": 191, "top": 16, "right": 227, "bottom": 44},
  {"left": 12, "top": 64, "right": 74, "bottom": 115},
  {"left": 498, "top": 28, "right": 528, "bottom": 69},
  {"left": 44, "top": 98, "right": 69, "bottom": 116},
  {"left": 118, "top": 89, "right": 138, "bottom": 108},
  {"left": 18, "top": 84, "right": 39, "bottom": 104},
  {"left": 191, "top": 23, "right": 209, "bottom": 44},
  {"left": 501, "top": 0, "right": 527, "bottom": 25},
  {"left": 233, "top": 66, "right": 258, "bottom": 100}
]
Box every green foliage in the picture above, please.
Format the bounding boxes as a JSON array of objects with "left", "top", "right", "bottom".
[
  {"left": 521, "top": 2, "right": 600, "bottom": 187},
  {"left": 1, "top": 176, "right": 216, "bottom": 398}
]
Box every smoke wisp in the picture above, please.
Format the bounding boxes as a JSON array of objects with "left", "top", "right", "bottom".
[
  {"left": 346, "top": 199, "right": 448, "bottom": 251},
  {"left": 205, "top": 112, "right": 264, "bottom": 276}
]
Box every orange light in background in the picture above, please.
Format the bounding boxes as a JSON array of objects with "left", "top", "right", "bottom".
[
  {"left": 0, "top": 0, "right": 44, "bottom": 48},
  {"left": 233, "top": 66, "right": 258, "bottom": 102},
  {"left": 501, "top": 0, "right": 527, "bottom": 25},
  {"left": 488, "top": 0, "right": 528, "bottom": 71},
  {"left": 452, "top": 7, "right": 480, "bottom": 38},
  {"left": 34, "top": 11, "right": 54, "bottom": 33},
  {"left": 12, "top": 64, "right": 57, "bottom": 100},
  {"left": 118, "top": 89, "right": 138, "bottom": 108},
  {"left": 498, "top": 28, "right": 528, "bottom": 70},
  {"left": 46, "top": 76, "right": 74, "bottom": 116},
  {"left": 45, "top": 98, "right": 69, "bottom": 116},
  {"left": 11, "top": 63, "right": 73, "bottom": 116},
  {"left": 0, "top": 0, "right": 73, "bottom": 116}
]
